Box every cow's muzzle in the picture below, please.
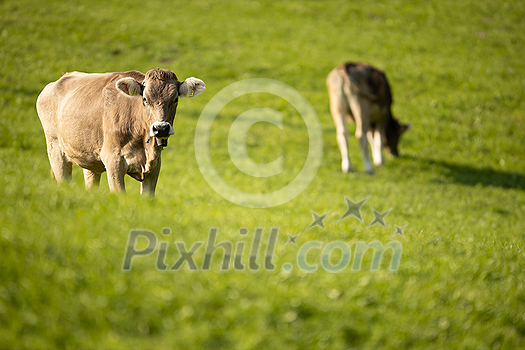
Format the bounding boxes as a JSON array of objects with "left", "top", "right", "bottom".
[
  {"left": 147, "top": 122, "right": 174, "bottom": 147},
  {"left": 150, "top": 122, "right": 174, "bottom": 139}
]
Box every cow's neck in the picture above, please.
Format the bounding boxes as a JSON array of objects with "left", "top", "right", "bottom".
[{"left": 143, "top": 135, "right": 162, "bottom": 174}]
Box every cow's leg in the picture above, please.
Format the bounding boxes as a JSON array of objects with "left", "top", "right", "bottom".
[
  {"left": 328, "top": 74, "right": 353, "bottom": 173},
  {"left": 83, "top": 169, "right": 101, "bottom": 189},
  {"left": 333, "top": 110, "right": 352, "bottom": 173},
  {"left": 348, "top": 98, "right": 374, "bottom": 174},
  {"left": 101, "top": 150, "right": 125, "bottom": 192},
  {"left": 367, "top": 129, "right": 384, "bottom": 166},
  {"left": 47, "top": 139, "right": 72, "bottom": 182},
  {"left": 141, "top": 158, "right": 161, "bottom": 196}
]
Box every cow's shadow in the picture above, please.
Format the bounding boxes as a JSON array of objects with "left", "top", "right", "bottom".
[{"left": 407, "top": 155, "right": 525, "bottom": 190}]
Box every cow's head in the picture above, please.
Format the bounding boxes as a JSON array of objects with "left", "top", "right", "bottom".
[
  {"left": 116, "top": 68, "right": 205, "bottom": 147},
  {"left": 385, "top": 117, "right": 410, "bottom": 157}
]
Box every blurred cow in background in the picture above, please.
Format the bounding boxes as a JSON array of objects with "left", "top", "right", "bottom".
[{"left": 326, "top": 62, "right": 409, "bottom": 174}]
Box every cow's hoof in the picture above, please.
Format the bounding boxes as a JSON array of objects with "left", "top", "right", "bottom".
[
  {"left": 341, "top": 160, "right": 352, "bottom": 173},
  {"left": 365, "top": 169, "right": 375, "bottom": 175}
]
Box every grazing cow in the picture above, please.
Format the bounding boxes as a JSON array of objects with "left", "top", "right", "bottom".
[
  {"left": 36, "top": 68, "right": 205, "bottom": 195},
  {"left": 326, "top": 62, "right": 409, "bottom": 174}
]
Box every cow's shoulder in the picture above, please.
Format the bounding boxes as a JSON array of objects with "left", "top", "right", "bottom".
[{"left": 101, "top": 72, "right": 145, "bottom": 138}]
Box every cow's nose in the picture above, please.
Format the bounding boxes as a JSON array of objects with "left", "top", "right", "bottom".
[
  {"left": 152, "top": 124, "right": 170, "bottom": 135},
  {"left": 150, "top": 122, "right": 174, "bottom": 139}
]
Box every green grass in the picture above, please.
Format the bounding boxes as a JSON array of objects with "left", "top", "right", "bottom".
[{"left": 1, "top": 0, "right": 525, "bottom": 348}]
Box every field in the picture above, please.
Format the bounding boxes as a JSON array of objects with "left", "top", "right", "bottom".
[{"left": 1, "top": 0, "right": 525, "bottom": 348}]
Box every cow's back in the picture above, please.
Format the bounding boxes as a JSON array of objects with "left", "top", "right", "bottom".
[{"left": 344, "top": 63, "right": 392, "bottom": 107}]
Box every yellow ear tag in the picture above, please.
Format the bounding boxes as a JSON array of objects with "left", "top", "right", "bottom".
[{"left": 188, "top": 90, "right": 194, "bottom": 97}]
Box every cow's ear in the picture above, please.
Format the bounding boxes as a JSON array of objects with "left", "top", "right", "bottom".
[
  {"left": 116, "top": 77, "right": 143, "bottom": 97},
  {"left": 400, "top": 123, "right": 411, "bottom": 134},
  {"left": 179, "top": 77, "right": 206, "bottom": 98}
]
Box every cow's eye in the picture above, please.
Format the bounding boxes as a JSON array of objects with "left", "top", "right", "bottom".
[{"left": 142, "top": 97, "right": 148, "bottom": 106}]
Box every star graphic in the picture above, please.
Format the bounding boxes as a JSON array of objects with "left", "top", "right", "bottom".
[
  {"left": 307, "top": 210, "right": 330, "bottom": 230},
  {"left": 285, "top": 233, "right": 300, "bottom": 246},
  {"left": 367, "top": 208, "right": 392, "bottom": 228},
  {"left": 392, "top": 224, "right": 408, "bottom": 237},
  {"left": 338, "top": 195, "right": 370, "bottom": 222}
]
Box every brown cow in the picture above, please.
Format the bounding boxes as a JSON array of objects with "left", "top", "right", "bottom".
[
  {"left": 326, "top": 62, "right": 409, "bottom": 174},
  {"left": 36, "top": 68, "right": 205, "bottom": 195}
]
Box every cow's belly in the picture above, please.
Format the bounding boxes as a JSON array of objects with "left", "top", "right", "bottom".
[
  {"left": 57, "top": 136, "right": 104, "bottom": 172},
  {"left": 60, "top": 135, "right": 157, "bottom": 179},
  {"left": 369, "top": 104, "right": 389, "bottom": 124},
  {"left": 62, "top": 142, "right": 106, "bottom": 173}
]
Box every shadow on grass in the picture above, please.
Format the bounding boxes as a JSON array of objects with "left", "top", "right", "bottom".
[{"left": 407, "top": 155, "right": 525, "bottom": 190}]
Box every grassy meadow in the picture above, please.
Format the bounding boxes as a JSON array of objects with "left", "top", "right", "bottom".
[{"left": 1, "top": 0, "right": 525, "bottom": 348}]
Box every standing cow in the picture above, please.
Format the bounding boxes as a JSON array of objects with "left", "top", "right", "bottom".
[
  {"left": 326, "top": 62, "right": 409, "bottom": 174},
  {"left": 36, "top": 68, "right": 205, "bottom": 195}
]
